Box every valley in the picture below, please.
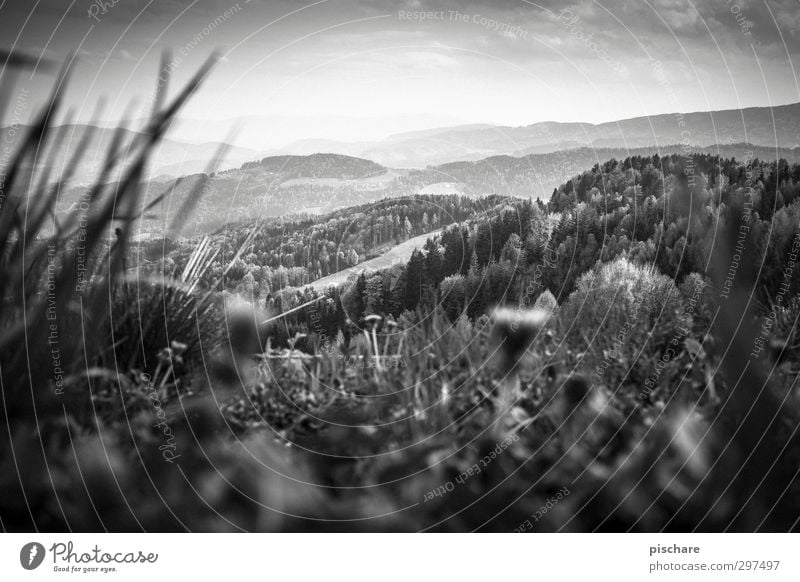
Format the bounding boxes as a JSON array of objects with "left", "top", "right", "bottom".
[
  {"left": 50, "top": 140, "right": 797, "bottom": 241},
  {"left": 305, "top": 229, "right": 444, "bottom": 290}
]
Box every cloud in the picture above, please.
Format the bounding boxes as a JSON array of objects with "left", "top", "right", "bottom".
[{"left": 2, "top": 0, "right": 797, "bottom": 128}]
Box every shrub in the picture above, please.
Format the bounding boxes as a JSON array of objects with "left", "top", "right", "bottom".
[{"left": 559, "top": 257, "right": 689, "bottom": 351}]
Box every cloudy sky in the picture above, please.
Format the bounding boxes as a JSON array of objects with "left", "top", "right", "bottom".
[{"left": 1, "top": 0, "right": 799, "bottom": 143}]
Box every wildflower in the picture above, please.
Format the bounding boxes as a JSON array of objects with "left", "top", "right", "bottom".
[
  {"left": 363, "top": 314, "right": 383, "bottom": 369},
  {"left": 532, "top": 289, "right": 558, "bottom": 314}
]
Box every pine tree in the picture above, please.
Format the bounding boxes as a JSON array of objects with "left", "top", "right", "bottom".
[
  {"left": 442, "top": 226, "right": 469, "bottom": 277},
  {"left": 364, "top": 273, "right": 385, "bottom": 315},
  {"left": 440, "top": 275, "right": 466, "bottom": 322},
  {"left": 386, "top": 270, "right": 407, "bottom": 317},
  {"left": 475, "top": 222, "right": 492, "bottom": 268},
  {"left": 424, "top": 241, "right": 444, "bottom": 286},
  {"left": 404, "top": 249, "right": 424, "bottom": 310}
]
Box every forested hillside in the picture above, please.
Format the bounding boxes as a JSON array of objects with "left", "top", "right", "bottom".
[
  {"left": 544, "top": 154, "right": 800, "bottom": 301},
  {"left": 158, "top": 194, "right": 520, "bottom": 296},
  {"left": 86, "top": 143, "right": 798, "bottom": 236},
  {"left": 232, "top": 153, "right": 800, "bottom": 352},
  {"left": 238, "top": 153, "right": 386, "bottom": 178}
]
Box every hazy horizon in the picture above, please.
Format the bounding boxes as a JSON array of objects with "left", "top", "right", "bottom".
[
  {"left": 1, "top": 0, "right": 798, "bottom": 147},
  {"left": 4, "top": 99, "right": 800, "bottom": 154}
]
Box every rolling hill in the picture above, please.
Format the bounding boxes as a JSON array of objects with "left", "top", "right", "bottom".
[
  {"left": 0, "top": 123, "right": 262, "bottom": 185},
  {"left": 52, "top": 142, "right": 800, "bottom": 239},
  {"left": 276, "top": 102, "right": 800, "bottom": 168}
]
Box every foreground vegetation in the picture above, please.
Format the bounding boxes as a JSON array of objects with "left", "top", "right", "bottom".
[{"left": 1, "top": 53, "right": 799, "bottom": 532}]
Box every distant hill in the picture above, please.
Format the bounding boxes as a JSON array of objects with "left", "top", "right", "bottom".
[
  {"left": 0, "top": 123, "right": 262, "bottom": 185},
  {"left": 238, "top": 153, "right": 386, "bottom": 179},
  {"left": 89, "top": 153, "right": 398, "bottom": 235},
  {"left": 276, "top": 102, "right": 800, "bottom": 168},
  {"left": 427, "top": 143, "right": 800, "bottom": 199},
  {"left": 105, "top": 112, "right": 468, "bottom": 151},
  {"left": 53, "top": 142, "right": 800, "bottom": 238}
]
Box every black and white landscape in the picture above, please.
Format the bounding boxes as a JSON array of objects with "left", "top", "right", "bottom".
[{"left": 1, "top": 0, "right": 800, "bottom": 533}]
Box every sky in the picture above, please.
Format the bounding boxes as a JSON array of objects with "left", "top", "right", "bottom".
[{"left": 1, "top": 0, "right": 799, "bottom": 145}]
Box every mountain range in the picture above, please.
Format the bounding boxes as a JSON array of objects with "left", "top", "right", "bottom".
[
  {"left": 11, "top": 102, "right": 799, "bottom": 186},
  {"left": 275, "top": 102, "right": 800, "bottom": 168},
  {"left": 0, "top": 123, "right": 261, "bottom": 185},
  {"left": 60, "top": 141, "right": 792, "bottom": 238}
]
